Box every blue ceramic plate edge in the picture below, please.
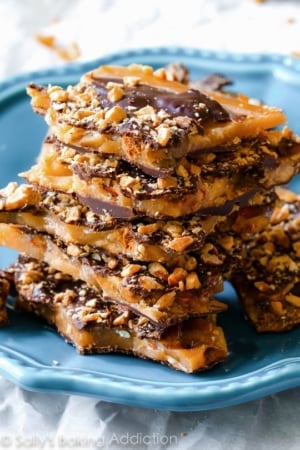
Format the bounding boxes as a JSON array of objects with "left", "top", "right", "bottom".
[
  {"left": 1, "top": 345, "right": 300, "bottom": 411},
  {"left": 2, "top": 46, "right": 300, "bottom": 97}
]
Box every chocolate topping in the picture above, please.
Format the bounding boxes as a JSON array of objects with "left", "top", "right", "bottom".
[
  {"left": 190, "top": 74, "right": 233, "bottom": 92},
  {"left": 78, "top": 187, "right": 260, "bottom": 219},
  {"left": 92, "top": 76, "right": 230, "bottom": 125},
  {"left": 59, "top": 139, "right": 174, "bottom": 178},
  {"left": 78, "top": 194, "right": 135, "bottom": 218},
  {"left": 14, "top": 256, "right": 163, "bottom": 338}
]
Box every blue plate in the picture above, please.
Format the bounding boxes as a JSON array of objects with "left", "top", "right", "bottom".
[{"left": 0, "top": 47, "right": 300, "bottom": 411}]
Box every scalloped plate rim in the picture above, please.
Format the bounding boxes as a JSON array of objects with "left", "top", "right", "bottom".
[
  {"left": 1, "top": 46, "right": 300, "bottom": 94},
  {"left": 1, "top": 346, "right": 300, "bottom": 411}
]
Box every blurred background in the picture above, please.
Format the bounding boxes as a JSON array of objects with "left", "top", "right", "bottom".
[{"left": 1, "top": 0, "right": 300, "bottom": 81}]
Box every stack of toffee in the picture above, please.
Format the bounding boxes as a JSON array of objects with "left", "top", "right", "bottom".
[{"left": 0, "top": 63, "right": 299, "bottom": 372}]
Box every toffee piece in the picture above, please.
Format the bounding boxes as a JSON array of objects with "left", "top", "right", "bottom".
[
  {"left": 0, "top": 182, "right": 224, "bottom": 262},
  {"left": 232, "top": 188, "right": 300, "bottom": 332},
  {"left": 27, "top": 64, "right": 286, "bottom": 176},
  {"left": 14, "top": 256, "right": 228, "bottom": 373},
  {"left": 0, "top": 223, "right": 227, "bottom": 329},
  {"left": 21, "top": 129, "right": 300, "bottom": 218}
]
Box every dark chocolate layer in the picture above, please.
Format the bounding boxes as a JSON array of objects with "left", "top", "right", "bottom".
[{"left": 92, "top": 76, "right": 230, "bottom": 128}]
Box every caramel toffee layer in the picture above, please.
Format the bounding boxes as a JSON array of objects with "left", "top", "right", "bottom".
[
  {"left": 13, "top": 256, "right": 160, "bottom": 339},
  {"left": 0, "top": 182, "right": 276, "bottom": 293},
  {"left": 54, "top": 132, "right": 294, "bottom": 187},
  {"left": 14, "top": 259, "right": 227, "bottom": 373},
  {"left": 232, "top": 188, "right": 300, "bottom": 332},
  {"left": 0, "top": 182, "right": 225, "bottom": 262},
  {"left": 0, "top": 183, "right": 275, "bottom": 283},
  {"left": 27, "top": 64, "right": 286, "bottom": 175},
  {"left": 0, "top": 223, "right": 227, "bottom": 327},
  {"left": 21, "top": 130, "right": 300, "bottom": 218}
]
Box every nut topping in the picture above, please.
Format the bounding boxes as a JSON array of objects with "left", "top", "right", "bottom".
[
  {"left": 168, "top": 268, "right": 187, "bottom": 287},
  {"left": 168, "top": 236, "right": 194, "bottom": 252},
  {"left": 107, "top": 85, "right": 124, "bottom": 103},
  {"left": 155, "top": 291, "right": 176, "bottom": 310},
  {"left": 285, "top": 293, "right": 300, "bottom": 307},
  {"left": 148, "top": 262, "right": 169, "bottom": 281},
  {"left": 185, "top": 272, "right": 202, "bottom": 290},
  {"left": 121, "top": 264, "right": 143, "bottom": 278},
  {"left": 138, "top": 275, "right": 164, "bottom": 291},
  {"left": 105, "top": 105, "right": 126, "bottom": 123}
]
